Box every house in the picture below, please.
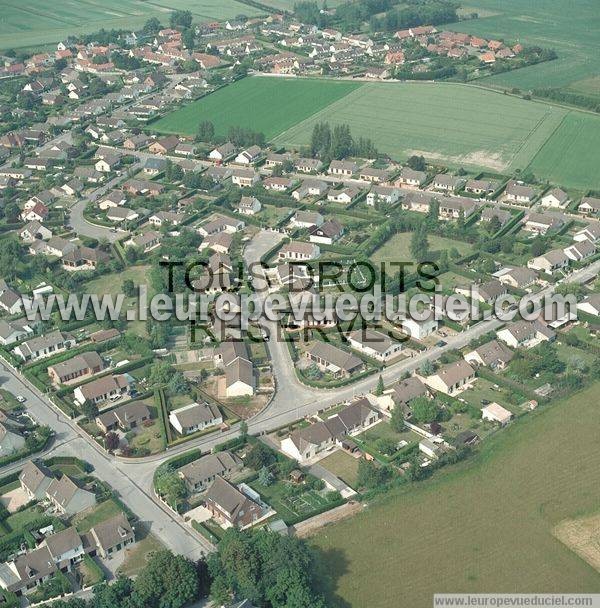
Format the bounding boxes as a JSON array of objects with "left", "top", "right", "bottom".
[
  {"left": 231, "top": 168, "right": 259, "bottom": 187},
  {"left": 148, "top": 135, "right": 180, "bottom": 154},
  {"left": 505, "top": 180, "right": 535, "bottom": 204},
  {"left": 578, "top": 293, "right": 600, "bottom": 317},
  {"left": 73, "top": 374, "right": 129, "bottom": 406},
  {"left": 21, "top": 202, "right": 49, "bottom": 223},
  {"left": 198, "top": 215, "right": 245, "bottom": 236},
  {"left": 366, "top": 185, "right": 400, "bottom": 206},
  {"left": 200, "top": 231, "right": 233, "bottom": 254},
  {"left": 464, "top": 339, "right": 514, "bottom": 370},
  {"left": 98, "top": 190, "right": 127, "bottom": 210},
  {"left": 578, "top": 196, "right": 600, "bottom": 216},
  {"left": 89, "top": 512, "right": 134, "bottom": 558},
  {"left": 280, "top": 399, "right": 379, "bottom": 462},
  {"left": 95, "top": 401, "right": 151, "bottom": 433},
  {"left": 148, "top": 210, "right": 185, "bottom": 226},
  {"left": 209, "top": 143, "right": 236, "bottom": 163},
  {"left": 278, "top": 241, "right": 320, "bottom": 261},
  {"left": 541, "top": 188, "right": 569, "bottom": 209},
  {"left": 46, "top": 474, "right": 96, "bottom": 515},
  {"left": 237, "top": 196, "right": 261, "bottom": 215},
  {"left": 123, "top": 134, "right": 151, "bottom": 150},
  {"left": 234, "top": 146, "right": 263, "bottom": 165},
  {"left": 438, "top": 196, "right": 477, "bottom": 220},
  {"left": 523, "top": 212, "right": 564, "bottom": 235},
  {"left": 143, "top": 157, "right": 167, "bottom": 176},
  {"left": 327, "top": 186, "right": 360, "bottom": 204},
  {"left": 425, "top": 360, "right": 476, "bottom": 395},
  {"left": 47, "top": 351, "right": 104, "bottom": 385},
  {"left": 107, "top": 207, "right": 139, "bottom": 223},
  {"left": 292, "top": 179, "right": 328, "bottom": 201},
  {"left": 480, "top": 207, "right": 511, "bottom": 227},
  {"left": 0, "top": 319, "right": 34, "bottom": 346},
  {"left": 174, "top": 143, "right": 195, "bottom": 157},
  {"left": 263, "top": 177, "right": 293, "bottom": 192},
  {"left": 290, "top": 211, "right": 323, "bottom": 229},
  {"left": 125, "top": 231, "right": 161, "bottom": 252},
  {"left": 460, "top": 279, "right": 507, "bottom": 304},
  {"left": 497, "top": 266, "right": 538, "bottom": 289},
  {"left": 168, "top": 402, "right": 222, "bottom": 436},
  {"left": 122, "top": 179, "right": 164, "bottom": 197},
  {"left": 399, "top": 313, "right": 438, "bottom": 340},
  {"left": 396, "top": 167, "right": 426, "bottom": 187},
  {"left": 328, "top": 160, "right": 358, "bottom": 177},
  {"left": 61, "top": 179, "right": 84, "bottom": 197},
  {"left": 360, "top": 167, "right": 390, "bottom": 183},
  {"left": 527, "top": 249, "right": 570, "bottom": 274},
  {"left": 178, "top": 451, "right": 243, "bottom": 493},
  {"left": 466, "top": 179, "right": 499, "bottom": 195},
  {"left": 419, "top": 437, "right": 444, "bottom": 459},
  {"left": 481, "top": 402, "right": 512, "bottom": 425},
  {"left": 402, "top": 191, "right": 434, "bottom": 214},
  {"left": 347, "top": 328, "right": 401, "bottom": 362},
  {"left": 14, "top": 330, "right": 75, "bottom": 362},
  {"left": 204, "top": 476, "right": 263, "bottom": 528},
  {"left": 0, "top": 285, "right": 25, "bottom": 315},
  {"left": 294, "top": 158, "right": 323, "bottom": 173},
  {"left": 0, "top": 424, "right": 25, "bottom": 456},
  {"left": 61, "top": 246, "right": 109, "bottom": 272},
  {"left": 564, "top": 240, "right": 596, "bottom": 262},
  {"left": 432, "top": 174, "right": 464, "bottom": 192},
  {"left": 215, "top": 340, "right": 255, "bottom": 398},
  {"left": 309, "top": 220, "right": 344, "bottom": 245},
  {"left": 95, "top": 154, "right": 121, "bottom": 173},
  {"left": 497, "top": 319, "right": 555, "bottom": 348},
  {"left": 574, "top": 223, "right": 600, "bottom": 245},
  {"left": 391, "top": 376, "right": 430, "bottom": 416},
  {"left": 19, "top": 461, "right": 53, "bottom": 501},
  {"left": 305, "top": 341, "right": 363, "bottom": 378}
]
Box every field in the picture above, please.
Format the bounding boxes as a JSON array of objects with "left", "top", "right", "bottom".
[
  {"left": 313, "top": 382, "right": 600, "bottom": 608},
  {"left": 151, "top": 77, "right": 361, "bottom": 139},
  {"left": 0, "top": 0, "right": 261, "bottom": 51},
  {"left": 525, "top": 112, "right": 600, "bottom": 189},
  {"left": 319, "top": 450, "right": 360, "bottom": 489},
  {"left": 258, "top": 0, "right": 346, "bottom": 10},
  {"left": 274, "top": 81, "right": 568, "bottom": 173},
  {"left": 370, "top": 232, "right": 473, "bottom": 266},
  {"left": 446, "top": 0, "right": 600, "bottom": 93}
]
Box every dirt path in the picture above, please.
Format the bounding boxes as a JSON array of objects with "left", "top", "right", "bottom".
[{"left": 293, "top": 501, "right": 363, "bottom": 538}]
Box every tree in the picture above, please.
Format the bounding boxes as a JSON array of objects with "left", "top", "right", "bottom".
[
  {"left": 410, "top": 397, "right": 440, "bottom": 424},
  {"left": 122, "top": 279, "right": 136, "bottom": 298},
  {"left": 420, "top": 359, "right": 435, "bottom": 376},
  {"left": 376, "top": 437, "right": 397, "bottom": 455},
  {"left": 239, "top": 420, "right": 248, "bottom": 440},
  {"left": 374, "top": 374, "right": 385, "bottom": 396},
  {"left": 143, "top": 18, "right": 162, "bottom": 34},
  {"left": 197, "top": 120, "right": 215, "bottom": 143},
  {"left": 167, "top": 371, "right": 188, "bottom": 395},
  {"left": 390, "top": 403, "right": 405, "bottom": 433},
  {"left": 410, "top": 225, "right": 429, "bottom": 261},
  {"left": 488, "top": 215, "right": 501, "bottom": 234},
  {"left": 356, "top": 459, "right": 391, "bottom": 490},
  {"left": 245, "top": 442, "right": 275, "bottom": 470},
  {"left": 82, "top": 401, "right": 98, "bottom": 421},
  {"left": 105, "top": 432, "right": 120, "bottom": 451},
  {"left": 134, "top": 549, "right": 200, "bottom": 608},
  {"left": 149, "top": 360, "right": 173, "bottom": 386},
  {"left": 182, "top": 28, "right": 195, "bottom": 50},
  {"left": 407, "top": 155, "right": 426, "bottom": 171},
  {"left": 258, "top": 466, "right": 274, "bottom": 486},
  {"left": 155, "top": 467, "right": 186, "bottom": 507},
  {"left": 169, "top": 10, "right": 192, "bottom": 29}
]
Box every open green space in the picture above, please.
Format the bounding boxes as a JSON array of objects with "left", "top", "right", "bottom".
[
  {"left": 371, "top": 232, "right": 473, "bottom": 266},
  {"left": 258, "top": 0, "right": 346, "bottom": 9},
  {"left": 313, "top": 382, "right": 600, "bottom": 608},
  {"left": 525, "top": 112, "right": 600, "bottom": 190},
  {"left": 318, "top": 451, "right": 360, "bottom": 489},
  {"left": 274, "top": 82, "right": 568, "bottom": 173},
  {"left": 74, "top": 498, "right": 123, "bottom": 533},
  {"left": 0, "top": 0, "right": 261, "bottom": 50},
  {"left": 152, "top": 76, "right": 362, "bottom": 139},
  {"left": 446, "top": 0, "right": 600, "bottom": 92}
]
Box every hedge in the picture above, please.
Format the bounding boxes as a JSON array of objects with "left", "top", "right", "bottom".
[{"left": 192, "top": 520, "right": 219, "bottom": 544}]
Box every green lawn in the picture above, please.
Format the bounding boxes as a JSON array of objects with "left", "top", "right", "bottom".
[
  {"left": 74, "top": 499, "right": 123, "bottom": 533},
  {"left": 312, "top": 382, "right": 600, "bottom": 608},
  {"left": 318, "top": 451, "right": 360, "bottom": 489},
  {"left": 274, "top": 81, "right": 568, "bottom": 173},
  {"left": 447, "top": 0, "right": 600, "bottom": 92},
  {"left": 0, "top": 0, "right": 261, "bottom": 50},
  {"left": 118, "top": 532, "right": 165, "bottom": 577},
  {"left": 3, "top": 505, "right": 44, "bottom": 534},
  {"left": 371, "top": 232, "right": 473, "bottom": 266},
  {"left": 151, "top": 76, "right": 362, "bottom": 139}
]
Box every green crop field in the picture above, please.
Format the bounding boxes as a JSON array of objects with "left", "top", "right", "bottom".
[
  {"left": 525, "top": 112, "right": 600, "bottom": 190},
  {"left": 446, "top": 0, "right": 600, "bottom": 93},
  {"left": 258, "top": 0, "right": 346, "bottom": 9},
  {"left": 274, "top": 81, "right": 568, "bottom": 173},
  {"left": 0, "top": 0, "right": 262, "bottom": 50},
  {"left": 151, "top": 76, "right": 362, "bottom": 140},
  {"left": 313, "top": 382, "right": 600, "bottom": 608}
]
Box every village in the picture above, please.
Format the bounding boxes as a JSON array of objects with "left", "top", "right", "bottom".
[{"left": 0, "top": 5, "right": 598, "bottom": 607}]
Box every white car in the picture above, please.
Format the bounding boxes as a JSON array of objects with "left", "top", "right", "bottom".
[{"left": 16, "top": 395, "right": 26, "bottom": 403}]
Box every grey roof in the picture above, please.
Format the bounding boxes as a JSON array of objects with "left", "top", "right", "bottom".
[
  {"left": 348, "top": 328, "right": 393, "bottom": 353},
  {"left": 96, "top": 401, "right": 151, "bottom": 429},
  {"left": 19, "top": 461, "right": 53, "bottom": 494},
  {"left": 472, "top": 339, "right": 514, "bottom": 366},
  {"left": 44, "top": 527, "right": 82, "bottom": 560},
  {"left": 178, "top": 451, "right": 242, "bottom": 487},
  {"left": 170, "top": 401, "right": 221, "bottom": 430},
  {"left": 204, "top": 476, "right": 258, "bottom": 519},
  {"left": 225, "top": 357, "right": 254, "bottom": 389},
  {"left": 90, "top": 512, "right": 133, "bottom": 552},
  {"left": 306, "top": 341, "right": 363, "bottom": 373},
  {"left": 18, "top": 330, "right": 73, "bottom": 357},
  {"left": 48, "top": 351, "right": 103, "bottom": 380},
  {"left": 392, "top": 377, "right": 428, "bottom": 405},
  {"left": 430, "top": 360, "right": 475, "bottom": 387},
  {"left": 46, "top": 474, "right": 85, "bottom": 508}
]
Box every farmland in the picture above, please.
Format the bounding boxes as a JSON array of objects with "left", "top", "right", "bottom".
[
  {"left": 0, "top": 0, "right": 262, "bottom": 51},
  {"left": 274, "top": 81, "right": 568, "bottom": 173},
  {"left": 313, "top": 382, "right": 600, "bottom": 608},
  {"left": 525, "top": 112, "right": 600, "bottom": 190},
  {"left": 446, "top": 0, "right": 600, "bottom": 93},
  {"left": 151, "top": 77, "right": 362, "bottom": 139}
]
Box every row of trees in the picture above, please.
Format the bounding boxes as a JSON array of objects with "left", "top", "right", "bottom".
[{"left": 310, "top": 122, "right": 378, "bottom": 161}]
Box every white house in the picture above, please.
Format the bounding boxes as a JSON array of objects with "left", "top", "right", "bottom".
[
  {"left": 481, "top": 402, "right": 512, "bottom": 425},
  {"left": 540, "top": 188, "right": 569, "bottom": 209},
  {"left": 366, "top": 186, "right": 400, "bottom": 206},
  {"left": 236, "top": 196, "right": 261, "bottom": 215},
  {"left": 399, "top": 314, "right": 438, "bottom": 340},
  {"left": 424, "top": 360, "right": 475, "bottom": 395},
  {"left": 168, "top": 402, "right": 222, "bottom": 435},
  {"left": 347, "top": 328, "right": 402, "bottom": 362},
  {"left": 578, "top": 293, "right": 600, "bottom": 317}
]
